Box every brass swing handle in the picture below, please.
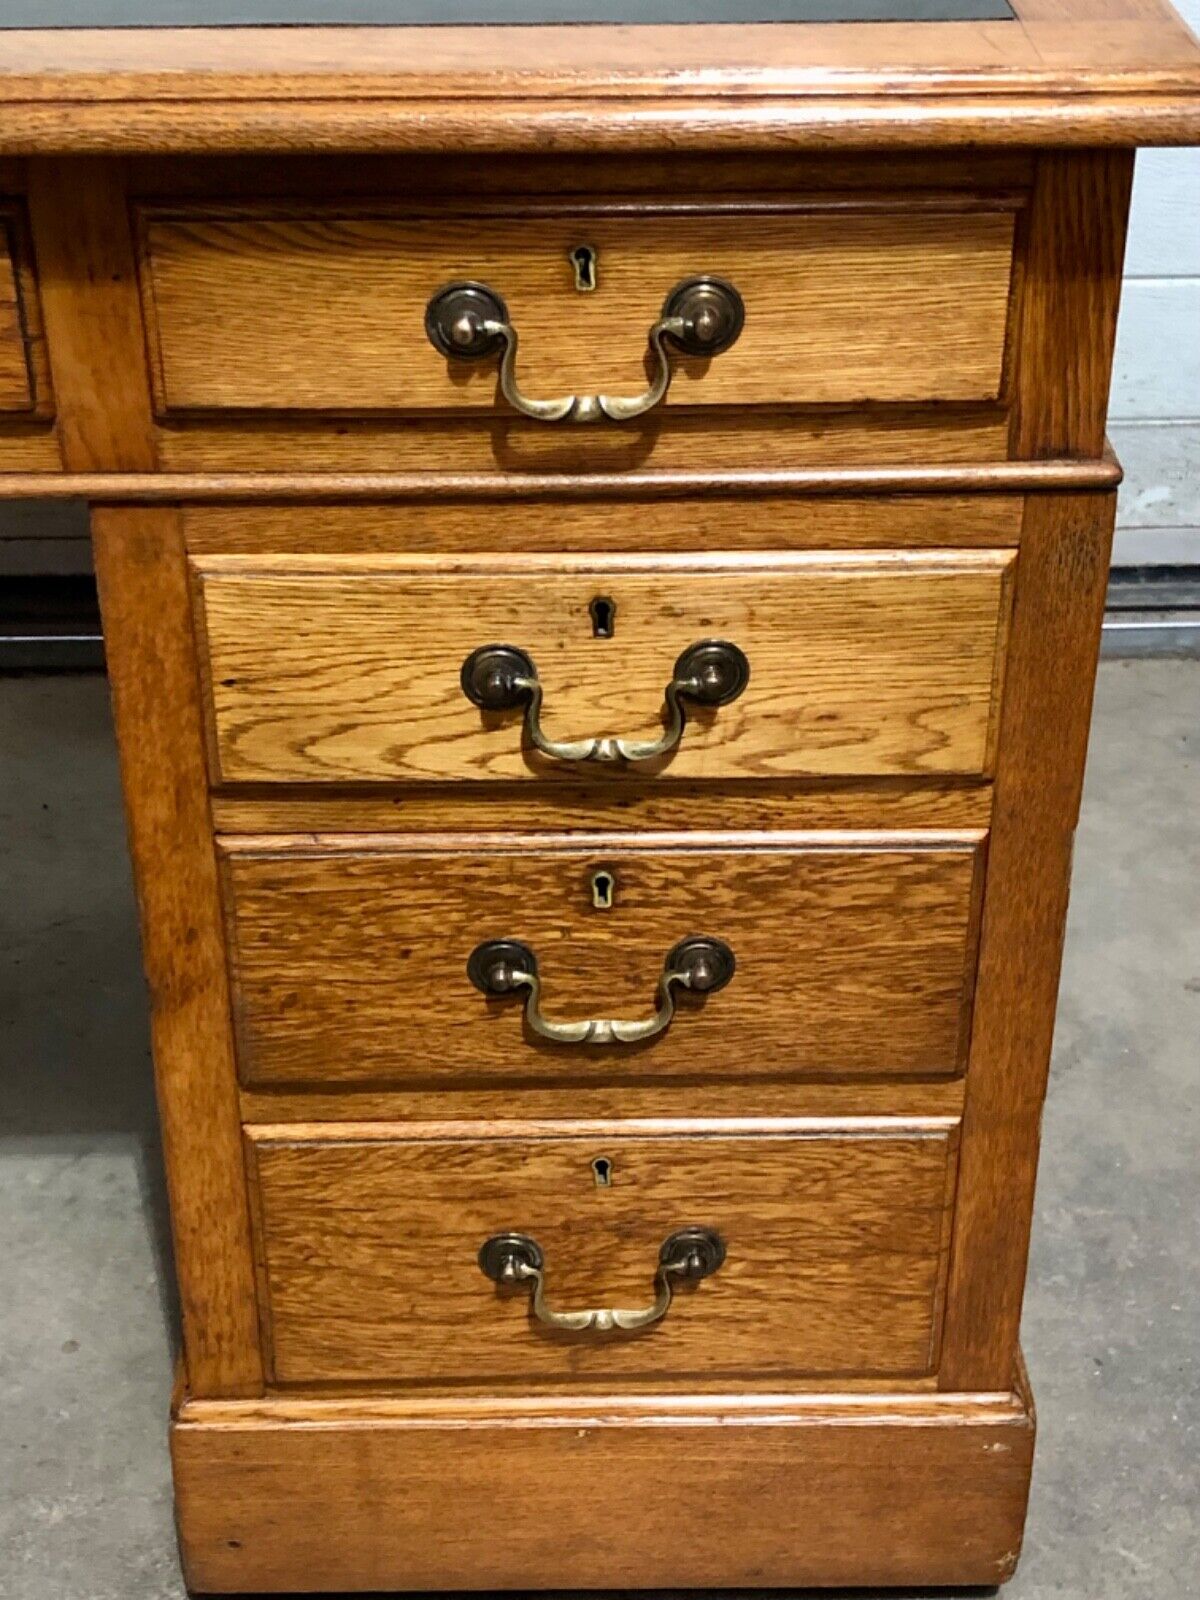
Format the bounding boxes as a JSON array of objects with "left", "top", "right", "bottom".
[
  {"left": 425, "top": 275, "right": 745, "bottom": 423},
  {"left": 460, "top": 639, "right": 750, "bottom": 766},
  {"left": 467, "top": 934, "right": 735, "bottom": 1046},
  {"left": 478, "top": 1227, "right": 726, "bottom": 1334}
]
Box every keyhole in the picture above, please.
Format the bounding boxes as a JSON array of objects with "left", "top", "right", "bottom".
[
  {"left": 570, "top": 244, "right": 598, "bottom": 293},
  {"left": 590, "top": 869, "right": 616, "bottom": 910},
  {"left": 590, "top": 595, "right": 616, "bottom": 639},
  {"left": 592, "top": 1157, "right": 613, "bottom": 1188}
]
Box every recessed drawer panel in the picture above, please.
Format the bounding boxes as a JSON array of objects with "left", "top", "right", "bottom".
[
  {"left": 139, "top": 201, "right": 1017, "bottom": 417},
  {"left": 246, "top": 1122, "right": 958, "bottom": 1386},
  {"left": 193, "top": 552, "right": 1015, "bottom": 785},
  {"left": 221, "top": 836, "right": 983, "bottom": 1087}
]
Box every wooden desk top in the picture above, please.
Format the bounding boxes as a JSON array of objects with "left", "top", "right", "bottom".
[{"left": 0, "top": 0, "right": 1197, "bottom": 153}]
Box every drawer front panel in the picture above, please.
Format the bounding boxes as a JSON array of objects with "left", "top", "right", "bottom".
[
  {"left": 247, "top": 1123, "right": 958, "bottom": 1385},
  {"left": 193, "top": 552, "right": 1015, "bottom": 785},
  {"left": 221, "top": 838, "right": 983, "bottom": 1086},
  {"left": 139, "top": 203, "right": 1017, "bottom": 416},
  {"left": 0, "top": 202, "right": 47, "bottom": 415}
]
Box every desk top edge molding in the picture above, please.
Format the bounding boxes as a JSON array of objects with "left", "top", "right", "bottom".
[
  {"left": 1, "top": 95, "right": 1199, "bottom": 155},
  {"left": 0, "top": 0, "right": 1199, "bottom": 151}
]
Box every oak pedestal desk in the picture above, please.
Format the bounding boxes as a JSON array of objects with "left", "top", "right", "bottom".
[{"left": 6, "top": 3, "right": 1200, "bottom": 1592}]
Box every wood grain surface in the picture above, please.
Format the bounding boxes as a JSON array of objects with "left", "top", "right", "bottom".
[
  {"left": 220, "top": 834, "right": 983, "bottom": 1086},
  {"left": 940, "top": 490, "right": 1117, "bottom": 1389},
  {"left": 209, "top": 776, "right": 994, "bottom": 837},
  {"left": 245, "top": 1121, "right": 958, "bottom": 1385},
  {"left": 0, "top": 194, "right": 58, "bottom": 464},
  {"left": 2, "top": 3, "right": 1200, "bottom": 154},
  {"left": 1, "top": 4, "right": 1198, "bottom": 100},
  {"left": 4, "top": 95, "right": 1198, "bottom": 163},
  {"left": 1010, "top": 150, "right": 1134, "bottom": 457},
  {"left": 171, "top": 1382, "right": 1034, "bottom": 1592},
  {"left": 90, "top": 508, "right": 262, "bottom": 1398},
  {"left": 138, "top": 203, "right": 1017, "bottom": 415},
  {"left": 27, "top": 160, "right": 155, "bottom": 472},
  {"left": 236, "top": 1078, "right": 968, "bottom": 1126},
  {"left": 0, "top": 200, "right": 49, "bottom": 414},
  {"left": 193, "top": 551, "right": 1016, "bottom": 786},
  {"left": 154, "top": 407, "right": 1015, "bottom": 472},
  {"left": 184, "top": 493, "right": 1025, "bottom": 553}
]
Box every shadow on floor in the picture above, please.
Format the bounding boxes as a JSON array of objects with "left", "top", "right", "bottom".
[{"left": 0, "top": 671, "right": 178, "bottom": 1351}]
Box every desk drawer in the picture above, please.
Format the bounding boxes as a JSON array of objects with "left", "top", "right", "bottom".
[
  {"left": 193, "top": 552, "right": 1014, "bottom": 786},
  {"left": 246, "top": 1122, "right": 958, "bottom": 1386},
  {"left": 138, "top": 200, "right": 1017, "bottom": 418},
  {"left": 220, "top": 835, "right": 983, "bottom": 1087}
]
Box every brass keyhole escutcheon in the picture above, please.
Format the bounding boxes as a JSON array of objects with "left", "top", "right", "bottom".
[
  {"left": 570, "top": 244, "right": 598, "bottom": 292},
  {"left": 590, "top": 869, "right": 616, "bottom": 910},
  {"left": 589, "top": 595, "right": 616, "bottom": 638}
]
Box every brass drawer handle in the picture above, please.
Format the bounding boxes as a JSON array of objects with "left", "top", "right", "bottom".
[
  {"left": 467, "top": 934, "right": 735, "bottom": 1046},
  {"left": 478, "top": 1226, "right": 726, "bottom": 1334},
  {"left": 425, "top": 275, "right": 745, "bottom": 423},
  {"left": 461, "top": 639, "right": 750, "bottom": 766}
]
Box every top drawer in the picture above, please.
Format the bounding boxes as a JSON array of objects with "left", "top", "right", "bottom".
[{"left": 136, "top": 199, "right": 1018, "bottom": 418}]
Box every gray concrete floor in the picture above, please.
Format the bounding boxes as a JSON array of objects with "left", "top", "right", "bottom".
[{"left": 1, "top": 661, "right": 1197, "bottom": 1599}]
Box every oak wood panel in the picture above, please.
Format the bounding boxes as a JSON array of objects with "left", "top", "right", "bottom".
[
  {"left": 155, "top": 407, "right": 1016, "bottom": 471},
  {"left": 251, "top": 1375, "right": 946, "bottom": 1400},
  {"left": 89, "top": 508, "right": 261, "bottom": 1398},
  {"left": 0, "top": 200, "right": 50, "bottom": 415},
  {"left": 210, "top": 778, "right": 995, "bottom": 836},
  {"left": 246, "top": 1121, "right": 958, "bottom": 1385},
  {"left": 191, "top": 1376, "right": 939, "bottom": 1405},
  {"left": 220, "top": 835, "right": 984, "bottom": 1086},
  {"left": 138, "top": 202, "right": 1018, "bottom": 414},
  {"left": 1010, "top": 149, "right": 1135, "bottom": 457},
  {"left": 940, "top": 490, "right": 1117, "bottom": 1389},
  {"left": 7, "top": 93, "right": 1200, "bottom": 157},
  {"left": 26, "top": 159, "right": 156, "bottom": 471},
  {"left": 184, "top": 494, "right": 1024, "bottom": 554},
  {"left": 172, "top": 1384, "right": 1034, "bottom": 1592},
  {"left": 2, "top": 6, "right": 1200, "bottom": 155},
  {"left": 0, "top": 427, "right": 59, "bottom": 470},
  {"left": 237, "top": 1078, "right": 968, "bottom": 1125},
  {"left": 193, "top": 551, "right": 1016, "bottom": 786}
]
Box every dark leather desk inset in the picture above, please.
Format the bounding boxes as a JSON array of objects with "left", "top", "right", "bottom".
[
  {"left": 3, "top": 1, "right": 1198, "bottom": 1596},
  {"left": 0, "top": 0, "right": 1016, "bottom": 25}
]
